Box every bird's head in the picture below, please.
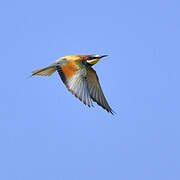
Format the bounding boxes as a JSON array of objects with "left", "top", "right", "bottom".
[
  {"left": 85, "top": 54, "right": 108, "bottom": 66},
  {"left": 57, "top": 54, "right": 108, "bottom": 66}
]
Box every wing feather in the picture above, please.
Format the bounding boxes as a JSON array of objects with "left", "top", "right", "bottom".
[
  {"left": 86, "top": 67, "right": 114, "bottom": 114},
  {"left": 56, "top": 65, "right": 93, "bottom": 107}
]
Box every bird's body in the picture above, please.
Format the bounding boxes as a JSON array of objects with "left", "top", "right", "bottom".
[{"left": 32, "top": 55, "right": 114, "bottom": 114}]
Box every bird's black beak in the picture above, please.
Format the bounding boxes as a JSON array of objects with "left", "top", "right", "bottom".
[{"left": 100, "top": 55, "right": 108, "bottom": 59}]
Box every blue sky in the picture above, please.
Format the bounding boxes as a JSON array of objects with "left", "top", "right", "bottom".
[{"left": 0, "top": 0, "right": 180, "bottom": 179}]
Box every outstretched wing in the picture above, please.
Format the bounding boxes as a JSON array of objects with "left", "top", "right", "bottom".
[
  {"left": 56, "top": 62, "right": 93, "bottom": 107},
  {"left": 32, "top": 66, "right": 56, "bottom": 76},
  {"left": 86, "top": 67, "right": 114, "bottom": 114}
]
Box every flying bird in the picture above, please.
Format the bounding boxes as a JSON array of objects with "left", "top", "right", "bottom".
[{"left": 32, "top": 55, "right": 114, "bottom": 114}]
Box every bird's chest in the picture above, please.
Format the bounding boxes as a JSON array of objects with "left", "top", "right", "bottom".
[{"left": 61, "top": 60, "right": 85, "bottom": 79}]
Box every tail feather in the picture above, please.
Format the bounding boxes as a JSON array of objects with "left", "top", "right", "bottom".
[{"left": 32, "top": 66, "right": 56, "bottom": 76}]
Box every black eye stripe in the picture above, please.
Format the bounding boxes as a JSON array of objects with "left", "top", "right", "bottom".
[{"left": 88, "top": 57, "right": 96, "bottom": 60}]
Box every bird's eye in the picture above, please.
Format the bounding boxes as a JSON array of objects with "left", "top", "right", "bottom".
[{"left": 88, "top": 57, "right": 95, "bottom": 60}]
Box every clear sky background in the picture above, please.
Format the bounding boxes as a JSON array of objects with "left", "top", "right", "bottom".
[{"left": 0, "top": 0, "right": 180, "bottom": 179}]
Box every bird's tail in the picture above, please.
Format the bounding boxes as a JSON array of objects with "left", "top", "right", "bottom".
[{"left": 32, "top": 66, "right": 56, "bottom": 76}]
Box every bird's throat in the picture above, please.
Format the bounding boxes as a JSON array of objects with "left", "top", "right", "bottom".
[{"left": 87, "top": 58, "right": 100, "bottom": 65}]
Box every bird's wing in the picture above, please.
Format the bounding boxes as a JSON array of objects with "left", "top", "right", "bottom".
[
  {"left": 86, "top": 67, "right": 114, "bottom": 114},
  {"left": 56, "top": 62, "right": 93, "bottom": 107},
  {"left": 32, "top": 66, "right": 56, "bottom": 76}
]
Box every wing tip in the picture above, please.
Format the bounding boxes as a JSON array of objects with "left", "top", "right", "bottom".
[{"left": 108, "top": 109, "right": 116, "bottom": 115}]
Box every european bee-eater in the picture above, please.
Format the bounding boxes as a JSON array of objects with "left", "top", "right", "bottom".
[{"left": 32, "top": 55, "right": 114, "bottom": 114}]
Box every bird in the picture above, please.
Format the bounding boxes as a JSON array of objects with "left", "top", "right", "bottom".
[{"left": 32, "top": 54, "right": 114, "bottom": 114}]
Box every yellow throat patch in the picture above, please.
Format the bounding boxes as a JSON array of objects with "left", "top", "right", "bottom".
[{"left": 87, "top": 58, "right": 100, "bottom": 65}]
